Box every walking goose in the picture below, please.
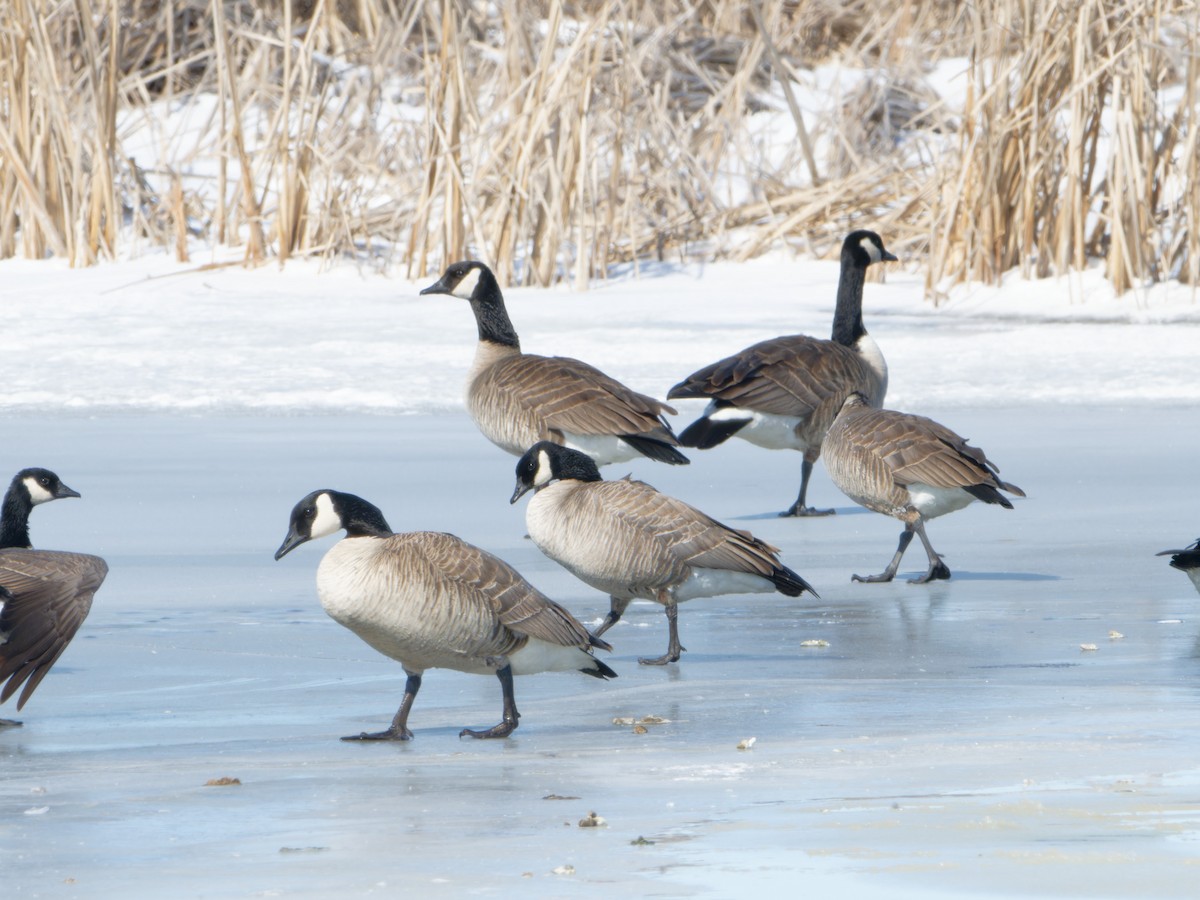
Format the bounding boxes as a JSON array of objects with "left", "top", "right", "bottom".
[
  {"left": 668, "top": 230, "right": 896, "bottom": 516},
  {"left": 275, "top": 489, "right": 616, "bottom": 740},
  {"left": 420, "top": 260, "right": 688, "bottom": 466},
  {"left": 823, "top": 394, "right": 1025, "bottom": 584},
  {"left": 510, "top": 441, "right": 817, "bottom": 665},
  {"left": 1, "top": 468, "right": 107, "bottom": 724},
  {"left": 1158, "top": 540, "right": 1200, "bottom": 593}
]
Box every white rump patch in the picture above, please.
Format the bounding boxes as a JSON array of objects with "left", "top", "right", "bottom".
[
  {"left": 510, "top": 638, "right": 588, "bottom": 675},
  {"left": 906, "top": 483, "right": 974, "bottom": 520},
  {"left": 559, "top": 432, "right": 640, "bottom": 466},
  {"left": 23, "top": 476, "right": 56, "bottom": 505},
  {"left": 706, "top": 403, "right": 806, "bottom": 451},
  {"left": 309, "top": 492, "right": 343, "bottom": 539},
  {"left": 675, "top": 568, "right": 775, "bottom": 601},
  {"left": 451, "top": 266, "right": 481, "bottom": 300}
]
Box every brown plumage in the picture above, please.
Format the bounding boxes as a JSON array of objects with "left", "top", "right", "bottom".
[
  {"left": 512, "top": 441, "right": 816, "bottom": 665},
  {"left": 0, "top": 467, "right": 105, "bottom": 722},
  {"left": 669, "top": 230, "right": 896, "bottom": 516},
  {"left": 824, "top": 394, "right": 1025, "bottom": 583},
  {"left": 275, "top": 489, "right": 615, "bottom": 740},
  {"left": 1, "top": 551, "right": 107, "bottom": 711},
  {"left": 421, "top": 260, "right": 687, "bottom": 466}
]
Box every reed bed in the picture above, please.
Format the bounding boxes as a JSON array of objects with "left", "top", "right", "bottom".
[{"left": 0, "top": 0, "right": 1194, "bottom": 297}]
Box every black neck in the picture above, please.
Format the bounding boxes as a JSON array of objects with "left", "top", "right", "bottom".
[
  {"left": 554, "top": 447, "right": 603, "bottom": 483},
  {"left": 337, "top": 493, "right": 394, "bottom": 539},
  {"left": 470, "top": 270, "right": 521, "bottom": 349},
  {"left": 0, "top": 484, "right": 33, "bottom": 549},
  {"left": 830, "top": 251, "right": 868, "bottom": 347}
]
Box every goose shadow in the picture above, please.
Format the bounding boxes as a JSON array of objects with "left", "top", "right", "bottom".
[{"left": 734, "top": 506, "right": 873, "bottom": 521}]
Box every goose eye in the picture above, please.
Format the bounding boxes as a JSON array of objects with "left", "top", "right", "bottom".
[{"left": 39, "top": 476, "right": 51, "bottom": 486}]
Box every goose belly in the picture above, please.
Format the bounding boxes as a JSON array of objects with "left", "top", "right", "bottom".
[
  {"left": 905, "top": 483, "right": 975, "bottom": 520},
  {"left": 705, "top": 403, "right": 808, "bottom": 451}
]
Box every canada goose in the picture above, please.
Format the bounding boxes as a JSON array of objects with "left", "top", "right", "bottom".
[
  {"left": 1158, "top": 540, "right": 1200, "bottom": 593},
  {"left": 510, "top": 441, "right": 818, "bottom": 665},
  {"left": 1, "top": 468, "right": 107, "bottom": 724},
  {"left": 275, "top": 489, "right": 616, "bottom": 740},
  {"left": 668, "top": 230, "right": 896, "bottom": 517},
  {"left": 823, "top": 394, "right": 1025, "bottom": 584},
  {"left": 420, "top": 260, "right": 688, "bottom": 466}
]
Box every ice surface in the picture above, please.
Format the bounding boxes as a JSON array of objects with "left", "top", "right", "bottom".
[{"left": 2, "top": 407, "right": 1198, "bottom": 898}]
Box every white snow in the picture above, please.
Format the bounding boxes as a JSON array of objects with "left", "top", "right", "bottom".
[{"left": 2, "top": 249, "right": 1197, "bottom": 418}]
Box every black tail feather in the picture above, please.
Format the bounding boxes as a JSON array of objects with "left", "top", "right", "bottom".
[
  {"left": 620, "top": 434, "right": 690, "bottom": 465},
  {"left": 771, "top": 565, "right": 819, "bottom": 599},
  {"left": 582, "top": 657, "right": 619, "bottom": 679},
  {"left": 964, "top": 484, "right": 1016, "bottom": 508},
  {"left": 677, "top": 415, "right": 749, "bottom": 450}
]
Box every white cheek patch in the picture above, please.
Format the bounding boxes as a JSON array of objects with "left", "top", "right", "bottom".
[
  {"left": 859, "top": 235, "right": 882, "bottom": 263},
  {"left": 23, "top": 477, "right": 55, "bottom": 505},
  {"left": 533, "top": 449, "right": 554, "bottom": 487},
  {"left": 309, "top": 493, "right": 343, "bottom": 539},
  {"left": 451, "top": 267, "right": 481, "bottom": 300}
]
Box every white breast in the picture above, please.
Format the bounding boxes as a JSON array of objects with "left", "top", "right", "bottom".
[{"left": 855, "top": 333, "right": 889, "bottom": 401}]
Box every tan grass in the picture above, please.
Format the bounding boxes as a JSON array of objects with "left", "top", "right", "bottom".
[{"left": 0, "top": 0, "right": 1194, "bottom": 297}]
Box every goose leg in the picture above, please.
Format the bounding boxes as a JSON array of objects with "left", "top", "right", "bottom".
[
  {"left": 343, "top": 672, "right": 421, "bottom": 741},
  {"left": 640, "top": 595, "right": 685, "bottom": 666},
  {"left": 592, "top": 596, "right": 631, "bottom": 639},
  {"left": 461, "top": 664, "right": 520, "bottom": 739},
  {"left": 781, "top": 458, "right": 835, "bottom": 518},
  {"left": 908, "top": 520, "right": 951, "bottom": 584},
  {"left": 1, "top": 718, "right": 23, "bottom": 728},
  {"left": 852, "top": 526, "right": 915, "bottom": 583}
]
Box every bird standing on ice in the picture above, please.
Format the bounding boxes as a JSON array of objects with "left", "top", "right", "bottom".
[
  {"left": 275, "top": 488, "right": 615, "bottom": 740},
  {"left": 511, "top": 441, "right": 817, "bottom": 665},
  {"left": 822, "top": 394, "right": 1025, "bottom": 583}
]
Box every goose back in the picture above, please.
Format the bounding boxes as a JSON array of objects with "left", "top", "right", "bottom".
[
  {"left": 469, "top": 352, "right": 680, "bottom": 460},
  {"left": 670, "top": 334, "right": 886, "bottom": 451},
  {"left": 825, "top": 401, "right": 1025, "bottom": 520},
  {"left": 526, "top": 476, "right": 795, "bottom": 601}
]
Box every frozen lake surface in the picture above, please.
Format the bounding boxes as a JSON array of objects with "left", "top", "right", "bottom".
[{"left": 2, "top": 407, "right": 1198, "bottom": 898}]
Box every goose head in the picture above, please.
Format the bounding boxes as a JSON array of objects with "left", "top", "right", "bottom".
[
  {"left": 511, "top": 441, "right": 603, "bottom": 504},
  {"left": 12, "top": 468, "right": 81, "bottom": 506},
  {"left": 420, "top": 260, "right": 498, "bottom": 302},
  {"left": 275, "top": 490, "right": 392, "bottom": 560},
  {"left": 843, "top": 230, "right": 898, "bottom": 267}
]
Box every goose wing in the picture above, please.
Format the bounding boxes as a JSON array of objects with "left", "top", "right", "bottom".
[
  {"left": 847, "top": 408, "right": 1010, "bottom": 490},
  {"left": 0, "top": 550, "right": 107, "bottom": 710},
  {"left": 669, "top": 335, "right": 872, "bottom": 418},
  {"left": 482, "top": 354, "right": 677, "bottom": 439},
  {"left": 413, "top": 532, "right": 595, "bottom": 649},
  {"left": 593, "top": 479, "right": 784, "bottom": 579}
]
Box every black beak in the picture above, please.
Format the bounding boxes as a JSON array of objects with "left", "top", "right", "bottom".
[
  {"left": 510, "top": 481, "right": 533, "bottom": 505},
  {"left": 55, "top": 482, "right": 82, "bottom": 500},
  {"left": 419, "top": 278, "right": 450, "bottom": 296},
  {"left": 881, "top": 249, "right": 899, "bottom": 262},
  {"left": 274, "top": 527, "right": 309, "bottom": 561}
]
